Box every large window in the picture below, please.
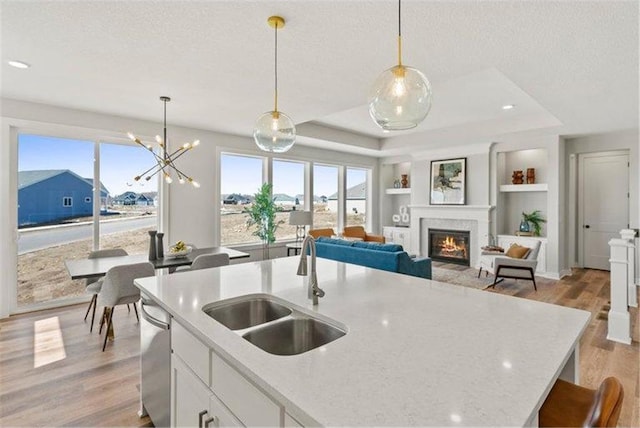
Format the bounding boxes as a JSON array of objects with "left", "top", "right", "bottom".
[
  {"left": 99, "top": 142, "right": 158, "bottom": 253},
  {"left": 346, "top": 168, "right": 368, "bottom": 227},
  {"left": 220, "top": 154, "right": 263, "bottom": 245},
  {"left": 313, "top": 164, "right": 339, "bottom": 230},
  {"left": 272, "top": 159, "right": 306, "bottom": 241},
  {"left": 16, "top": 134, "right": 159, "bottom": 309}
]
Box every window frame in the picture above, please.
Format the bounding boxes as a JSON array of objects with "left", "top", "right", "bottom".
[{"left": 62, "top": 196, "right": 73, "bottom": 207}]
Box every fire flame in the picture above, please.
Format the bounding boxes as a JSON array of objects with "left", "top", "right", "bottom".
[{"left": 440, "top": 236, "right": 467, "bottom": 257}]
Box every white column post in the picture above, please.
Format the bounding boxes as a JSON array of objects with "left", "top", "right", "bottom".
[
  {"left": 620, "top": 229, "right": 638, "bottom": 307},
  {"left": 607, "top": 238, "right": 632, "bottom": 344}
]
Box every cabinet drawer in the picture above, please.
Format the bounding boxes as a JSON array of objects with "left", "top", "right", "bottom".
[
  {"left": 210, "top": 393, "right": 243, "bottom": 427},
  {"left": 211, "top": 352, "right": 281, "bottom": 427},
  {"left": 172, "top": 320, "right": 210, "bottom": 385}
]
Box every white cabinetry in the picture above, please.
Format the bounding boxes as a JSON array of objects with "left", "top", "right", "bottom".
[
  {"left": 497, "top": 235, "right": 547, "bottom": 274},
  {"left": 383, "top": 226, "right": 411, "bottom": 251},
  {"left": 171, "top": 319, "right": 285, "bottom": 427}
]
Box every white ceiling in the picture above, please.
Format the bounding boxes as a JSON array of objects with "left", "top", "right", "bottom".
[{"left": 1, "top": 1, "right": 638, "bottom": 157}]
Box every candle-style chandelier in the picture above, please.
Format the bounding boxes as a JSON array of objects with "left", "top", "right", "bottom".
[{"left": 128, "top": 96, "right": 200, "bottom": 187}]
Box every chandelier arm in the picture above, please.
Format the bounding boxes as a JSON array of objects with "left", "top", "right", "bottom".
[
  {"left": 135, "top": 162, "right": 164, "bottom": 180},
  {"left": 143, "top": 164, "right": 165, "bottom": 181},
  {"left": 167, "top": 148, "right": 192, "bottom": 163},
  {"left": 167, "top": 163, "right": 191, "bottom": 180}
]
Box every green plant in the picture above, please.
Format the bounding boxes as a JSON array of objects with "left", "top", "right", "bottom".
[
  {"left": 522, "top": 210, "right": 546, "bottom": 236},
  {"left": 245, "top": 183, "right": 284, "bottom": 259}
]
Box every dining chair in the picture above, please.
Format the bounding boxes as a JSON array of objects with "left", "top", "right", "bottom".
[
  {"left": 97, "top": 262, "right": 155, "bottom": 351},
  {"left": 539, "top": 377, "right": 624, "bottom": 427},
  {"left": 84, "top": 248, "right": 128, "bottom": 332},
  {"left": 176, "top": 253, "right": 229, "bottom": 273}
]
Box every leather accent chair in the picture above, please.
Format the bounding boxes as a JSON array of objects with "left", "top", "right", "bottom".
[
  {"left": 342, "top": 226, "right": 386, "bottom": 243},
  {"left": 540, "top": 377, "right": 624, "bottom": 427},
  {"left": 308, "top": 228, "right": 335, "bottom": 239}
]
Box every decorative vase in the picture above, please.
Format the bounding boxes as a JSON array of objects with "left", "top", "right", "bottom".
[
  {"left": 148, "top": 230, "right": 157, "bottom": 261},
  {"left": 401, "top": 174, "right": 409, "bottom": 188},
  {"left": 512, "top": 170, "right": 524, "bottom": 184},
  {"left": 526, "top": 168, "right": 535, "bottom": 184},
  {"left": 156, "top": 232, "right": 164, "bottom": 259},
  {"left": 519, "top": 220, "right": 531, "bottom": 233}
]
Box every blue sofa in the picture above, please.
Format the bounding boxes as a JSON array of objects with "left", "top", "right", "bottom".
[{"left": 314, "top": 237, "right": 432, "bottom": 279}]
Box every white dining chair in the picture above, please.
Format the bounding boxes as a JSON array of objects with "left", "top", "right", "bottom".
[
  {"left": 97, "top": 262, "right": 154, "bottom": 351},
  {"left": 84, "top": 248, "right": 128, "bottom": 333}
]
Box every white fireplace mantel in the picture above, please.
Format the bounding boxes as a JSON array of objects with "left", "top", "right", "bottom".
[{"left": 408, "top": 205, "right": 495, "bottom": 267}]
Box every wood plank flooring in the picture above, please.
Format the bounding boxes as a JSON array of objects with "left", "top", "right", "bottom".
[{"left": 1, "top": 267, "right": 638, "bottom": 427}]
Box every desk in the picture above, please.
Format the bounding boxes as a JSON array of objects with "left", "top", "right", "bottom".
[{"left": 65, "top": 247, "right": 249, "bottom": 280}]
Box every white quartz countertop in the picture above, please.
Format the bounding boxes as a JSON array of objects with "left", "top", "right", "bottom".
[{"left": 135, "top": 257, "right": 590, "bottom": 427}]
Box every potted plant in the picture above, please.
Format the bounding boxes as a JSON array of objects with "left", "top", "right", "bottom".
[
  {"left": 521, "top": 210, "right": 547, "bottom": 236},
  {"left": 245, "top": 183, "right": 284, "bottom": 259}
]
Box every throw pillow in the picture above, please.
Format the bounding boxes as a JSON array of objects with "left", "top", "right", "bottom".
[{"left": 505, "top": 243, "right": 530, "bottom": 259}]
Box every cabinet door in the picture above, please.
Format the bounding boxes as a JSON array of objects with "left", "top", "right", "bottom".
[
  {"left": 393, "top": 230, "right": 411, "bottom": 252},
  {"left": 172, "top": 354, "right": 213, "bottom": 428},
  {"left": 382, "top": 227, "right": 394, "bottom": 242},
  {"left": 210, "top": 393, "right": 244, "bottom": 427}
]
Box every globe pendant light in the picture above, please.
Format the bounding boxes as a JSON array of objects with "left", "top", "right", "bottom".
[
  {"left": 128, "top": 96, "right": 200, "bottom": 188},
  {"left": 369, "top": 0, "right": 432, "bottom": 131},
  {"left": 253, "top": 16, "right": 296, "bottom": 153}
]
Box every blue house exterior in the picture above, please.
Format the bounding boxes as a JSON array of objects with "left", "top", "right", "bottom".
[{"left": 18, "top": 170, "right": 109, "bottom": 226}]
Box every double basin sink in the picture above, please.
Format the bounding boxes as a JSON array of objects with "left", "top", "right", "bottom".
[{"left": 203, "top": 294, "right": 346, "bottom": 356}]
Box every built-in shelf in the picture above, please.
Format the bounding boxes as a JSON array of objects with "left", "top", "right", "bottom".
[
  {"left": 385, "top": 188, "right": 411, "bottom": 195},
  {"left": 499, "top": 183, "right": 548, "bottom": 192}
]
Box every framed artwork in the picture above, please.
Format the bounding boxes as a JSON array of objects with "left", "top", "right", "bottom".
[{"left": 430, "top": 158, "right": 466, "bottom": 205}]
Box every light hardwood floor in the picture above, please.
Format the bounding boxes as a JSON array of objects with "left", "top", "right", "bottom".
[{"left": 1, "top": 267, "right": 638, "bottom": 427}]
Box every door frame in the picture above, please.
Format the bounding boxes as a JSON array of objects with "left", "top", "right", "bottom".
[{"left": 576, "top": 150, "right": 629, "bottom": 268}]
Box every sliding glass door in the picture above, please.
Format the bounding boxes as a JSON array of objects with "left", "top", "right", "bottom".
[{"left": 16, "top": 133, "right": 157, "bottom": 310}]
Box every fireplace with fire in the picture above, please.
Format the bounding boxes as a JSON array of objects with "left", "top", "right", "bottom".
[{"left": 428, "top": 229, "right": 471, "bottom": 266}]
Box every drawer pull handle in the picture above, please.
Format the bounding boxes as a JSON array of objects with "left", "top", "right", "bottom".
[
  {"left": 204, "top": 416, "right": 217, "bottom": 427},
  {"left": 198, "top": 410, "right": 208, "bottom": 428}
]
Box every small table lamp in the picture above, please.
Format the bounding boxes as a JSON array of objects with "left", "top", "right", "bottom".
[{"left": 289, "top": 210, "right": 312, "bottom": 245}]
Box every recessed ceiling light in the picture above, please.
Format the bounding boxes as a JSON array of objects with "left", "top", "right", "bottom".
[
  {"left": 8, "top": 60, "right": 30, "bottom": 69},
  {"left": 502, "top": 104, "right": 515, "bottom": 110},
  {"left": 382, "top": 129, "right": 390, "bottom": 134}
]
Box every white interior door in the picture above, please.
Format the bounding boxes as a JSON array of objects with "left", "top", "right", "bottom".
[{"left": 580, "top": 152, "right": 629, "bottom": 270}]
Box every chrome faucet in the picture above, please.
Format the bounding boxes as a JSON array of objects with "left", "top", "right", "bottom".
[{"left": 297, "top": 235, "right": 325, "bottom": 305}]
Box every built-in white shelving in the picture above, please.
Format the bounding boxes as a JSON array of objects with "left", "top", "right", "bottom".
[
  {"left": 385, "top": 188, "right": 411, "bottom": 195},
  {"left": 499, "top": 183, "right": 548, "bottom": 193}
]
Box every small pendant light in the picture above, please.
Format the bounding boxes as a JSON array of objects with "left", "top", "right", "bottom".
[
  {"left": 369, "top": 0, "right": 432, "bottom": 131},
  {"left": 253, "top": 16, "right": 296, "bottom": 153}
]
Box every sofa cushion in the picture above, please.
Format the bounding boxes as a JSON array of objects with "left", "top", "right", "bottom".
[
  {"left": 316, "top": 237, "right": 354, "bottom": 247},
  {"left": 352, "top": 241, "right": 403, "bottom": 252}
]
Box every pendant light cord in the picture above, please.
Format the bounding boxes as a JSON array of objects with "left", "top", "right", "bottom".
[
  {"left": 274, "top": 21, "right": 279, "bottom": 113},
  {"left": 397, "top": 0, "right": 403, "bottom": 67},
  {"left": 163, "top": 99, "right": 168, "bottom": 160}
]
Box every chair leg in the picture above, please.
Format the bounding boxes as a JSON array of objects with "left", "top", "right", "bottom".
[
  {"left": 102, "top": 307, "right": 114, "bottom": 352},
  {"left": 90, "top": 298, "right": 98, "bottom": 333},
  {"left": 490, "top": 267, "right": 502, "bottom": 288},
  {"left": 84, "top": 295, "right": 96, "bottom": 321},
  {"left": 133, "top": 302, "right": 139, "bottom": 323},
  {"left": 531, "top": 268, "right": 537, "bottom": 291},
  {"left": 127, "top": 304, "right": 130, "bottom": 313},
  {"left": 477, "top": 267, "right": 482, "bottom": 278},
  {"left": 99, "top": 307, "right": 106, "bottom": 334}
]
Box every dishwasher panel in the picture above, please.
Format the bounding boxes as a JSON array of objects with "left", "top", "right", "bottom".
[{"left": 140, "top": 295, "right": 171, "bottom": 427}]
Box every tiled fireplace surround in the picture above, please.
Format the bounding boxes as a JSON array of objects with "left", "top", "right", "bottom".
[{"left": 408, "top": 205, "right": 495, "bottom": 268}]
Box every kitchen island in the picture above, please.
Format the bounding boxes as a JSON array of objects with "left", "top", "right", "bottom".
[{"left": 135, "top": 257, "right": 590, "bottom": 427}]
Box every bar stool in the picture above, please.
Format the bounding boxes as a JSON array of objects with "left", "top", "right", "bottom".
[{"left": 539, "top": 377, "right": 624, "bottom": 427}]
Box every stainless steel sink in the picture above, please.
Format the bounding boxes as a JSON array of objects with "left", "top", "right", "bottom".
[
  {"left": 242, "top": 318, "right": 346, "bottom": 356},
  {"left": 203, "top": 297, "right": 292, "bottom": 330}
]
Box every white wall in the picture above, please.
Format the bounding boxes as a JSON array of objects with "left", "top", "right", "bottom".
[{"left": 0, "top": 98, "right": 379, "bottom": 317}]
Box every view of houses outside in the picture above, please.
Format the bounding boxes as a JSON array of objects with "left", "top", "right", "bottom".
[
  {"left": 17, "top": 134, "right": 158, "bottom": 307},
  {"left": 16, "top": 138, "right": 370, "bottom": 309}
]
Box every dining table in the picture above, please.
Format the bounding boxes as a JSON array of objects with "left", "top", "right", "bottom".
[{"left": 65, "top": 246, "right": 250, "bottom": 280}]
